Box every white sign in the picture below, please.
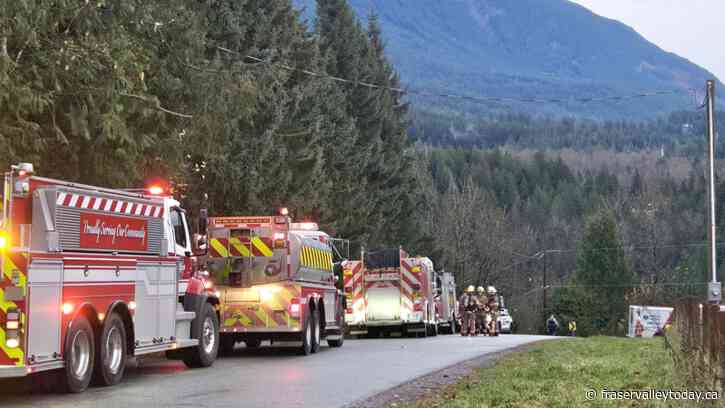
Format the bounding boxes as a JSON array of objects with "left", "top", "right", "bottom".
[{"left": 627, "top": 305, "right": 673, "bottom": 338}]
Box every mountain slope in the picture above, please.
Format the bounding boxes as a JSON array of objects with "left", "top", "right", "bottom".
[{"left": 293, "top": 0, "right": 721, "bottom": 119}]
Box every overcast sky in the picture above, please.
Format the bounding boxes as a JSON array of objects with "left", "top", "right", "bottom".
[{"left": 570, "top": 0, "right": 724, "bottom": 82}]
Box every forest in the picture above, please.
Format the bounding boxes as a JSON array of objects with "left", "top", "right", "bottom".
[{"left": 1, "top": 0, "right": 723, "bottom": 335}]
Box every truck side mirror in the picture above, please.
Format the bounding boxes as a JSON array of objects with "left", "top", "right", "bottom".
[{"left": 193, "top": 234, "right": 207, "bottom": 256}]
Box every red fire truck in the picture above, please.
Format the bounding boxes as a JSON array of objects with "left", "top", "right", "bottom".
[
  {"left": 203, "top": 215, "right": 345, "bottom": 355},
  {"left": 343, "top": 248, "right": 438, "bottom": 337},
  {"left": 0, "top": 163, "right": 219, "bottom": 392}
]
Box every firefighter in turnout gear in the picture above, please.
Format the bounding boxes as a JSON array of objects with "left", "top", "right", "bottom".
[
  {"left": 459, "top": 286, "right": 479, "bottom": 336},
  {"left": 485, "top": 286, "right": 500, "bottom": 336},
  {"left": 476, "top": 286, "right": 487, "bottom": 335}
]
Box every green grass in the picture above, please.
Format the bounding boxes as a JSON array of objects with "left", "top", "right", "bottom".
[{"left": 407, "top": 337, "right": 681, "bottom": 408}]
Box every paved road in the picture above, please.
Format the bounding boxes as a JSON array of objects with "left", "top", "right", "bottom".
[{"left": 0, "top": 334, "right": 554, "bottom": 408}]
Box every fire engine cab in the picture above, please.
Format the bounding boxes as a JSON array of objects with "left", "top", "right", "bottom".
[
  {"left": 204, "top": 214, "right": 345, "bottom": 355},
  {"left": 0, "top": 163, "right": 219, "bottom": 392}
]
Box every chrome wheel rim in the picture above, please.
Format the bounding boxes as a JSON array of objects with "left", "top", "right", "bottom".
[
  {"left": 71, "top": 330, "right": 91, "bottom": 379},
  {"left": 202, "top": 317, "right": 215, "bottom": 354},
  {"left": 314, "top": 317, "right": 320, "bottom": 345},
  {"left": 305, "top": 320, "right": 312, "bottom": 347},
  {"left": 105, "top": 326, "right": 124, "bottom": 374}
]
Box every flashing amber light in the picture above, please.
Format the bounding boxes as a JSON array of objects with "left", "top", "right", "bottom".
[
  {"left": 279, "top": 207, "right": 289, "bottom": 216},
  {"left": 0, "top": 232, "right": 8, "bottom": 250},
  {"left": 148, "top": 185, "right": 165, "bottom": 195}
]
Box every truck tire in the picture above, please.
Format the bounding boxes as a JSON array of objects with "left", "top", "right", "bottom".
[
  {"left": 60, "top": 315, "right": 95, "bottom": 393},
  {"left": 219, "top": 334, "right": 236, "bottom": 356},
  {"left": 327, "top": 330, "right": 344, "bottom": 348},
  {"left": 183, "top": 302, "right": 219, "bottom": 368},
  {"left": 94, "top": 312, "right": 127, "bottom": 386},
  {"left": 311, "top": 308, "right": 321, "bottom": 354},
  {"left": 299, "top": 310, "right": 313, "bottom": 356}
]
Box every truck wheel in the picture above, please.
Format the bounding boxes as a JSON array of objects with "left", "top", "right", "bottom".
[
  {"left": 327, "top": 331, "right": 344, "bottom": 348},
  {"left": 183, "top": 302, "right": 219, "bottom": 368},
  {"left": 219, "top": 334, "right": 236, "bottom": 355},
  {"left": 94, "top": 313, "right": 127, "bottom": 386},
  {"left": 311, "top": 308, "right": 321, "bottom": 354},
  {"left": 299, "top": 311, "right": 313, "bottom": 356},
  {"left": 60, "top": 315, "right": 95, "bottom": 393},
  {"left": 244, "top": 339, "right": 261, "bottom": 348}
]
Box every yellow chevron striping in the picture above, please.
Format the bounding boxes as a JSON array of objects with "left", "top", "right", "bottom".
[
  {"left": 251, "top": 236, "right": 273, "bottom": 257},
  {"left": 255, "top": 307, "right": 272, "bottom": 327},
  {"left": 1, "top": 252, "right": 26, "bottom": 366},
  {"left": 209, "top": 238, "right": 229, "bottom": 257},
  {"left": 229, "top": 237, "right": 251, "bottom": 257}
]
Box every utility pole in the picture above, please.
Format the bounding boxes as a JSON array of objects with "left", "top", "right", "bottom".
[
  {"left": 706, "top": 80, "right": 722, "bottom": 304},
  {"left": 542, "top": 253, "right": 547, "bottom": 313}
]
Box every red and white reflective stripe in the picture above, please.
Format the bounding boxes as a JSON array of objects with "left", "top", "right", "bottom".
[{"left": 56, "top": 192, "right": 165, "bottom": 218}]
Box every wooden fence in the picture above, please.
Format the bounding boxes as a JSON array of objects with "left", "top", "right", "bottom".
[{"left": 668, "top": 301, "right": 725, "bottom": 392}]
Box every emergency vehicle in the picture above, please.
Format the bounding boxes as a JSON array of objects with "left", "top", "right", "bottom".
[
  {"left": 343, "top": 248, "right": 437, "bottom": 337},
  {"left": 204, "top": 215, "right": 345, "bottom": 355},
  {"left": 0, "top": 163, "right": 219, "bottom": 392},
  {"left": 433, "top": 271, "right": 457, "bottom": 334}
]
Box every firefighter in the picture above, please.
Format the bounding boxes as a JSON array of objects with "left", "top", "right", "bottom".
[
  {"left": 459, "top": 285, "right": 479, "bottom": 336},
  {"left": 546, "top": 314, "right": 559, "bottom": 335},
  {"left": 568, "top": 320, "right": 577, "bottom": 337},
  {"left": 476, "top": 286, "right": 487, "bottom": 335},
  {"left": 485, "top": 286, "right": 499, "bottom": 336}
]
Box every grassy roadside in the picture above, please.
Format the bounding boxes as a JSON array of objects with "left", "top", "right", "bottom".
[{"left": 405, "top": 337, "right": 681, "bottom": 408}]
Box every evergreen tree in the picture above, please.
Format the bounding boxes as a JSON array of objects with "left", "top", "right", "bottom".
[{"left": 575, "top": 208, "right": 633, "bottom": 335}]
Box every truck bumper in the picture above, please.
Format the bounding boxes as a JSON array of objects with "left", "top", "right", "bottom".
[{"left": 0, "top": 365, "right": 27, "bottom": 378}]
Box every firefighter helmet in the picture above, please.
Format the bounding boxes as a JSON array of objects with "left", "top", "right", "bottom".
[
  {"left": 487, "top": 286, "right": 497, "bottom": 295},
  {"left": 466, "top": 285, "right": 475, "bottom": 293},
  {"left": 477, "top": 286, "right": 485, "bottom": 294}
]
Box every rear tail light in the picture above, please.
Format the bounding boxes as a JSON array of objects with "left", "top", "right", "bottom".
[
  {"left": 0, "top": 231, "right": 8, "bottom": 250},
  {"left": 344, "top": 286, "right": 352, "bottom": 293},
  {"left": 288, "top": 298, "right": 301, "bottom": 318},
  {"left": 346, "top": 308, "right": 353, "bottom": 314},
  {"left": 5, "top": 308, "right": 20, "bottom": 348},
  {"left": 413, "top": 301, "right": 423, "bottom": 312}
]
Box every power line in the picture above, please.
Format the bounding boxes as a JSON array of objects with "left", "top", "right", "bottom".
[
  {"left": 224, "top": 49, "right": 694, "bottom": 107},
  {"left": 519, "top": 241, "right": 725, "bottom": 256}
]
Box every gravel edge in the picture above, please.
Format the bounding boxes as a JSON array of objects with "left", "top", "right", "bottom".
[{"left": 344, "top": 340, "right": 550, "bottom": 408}]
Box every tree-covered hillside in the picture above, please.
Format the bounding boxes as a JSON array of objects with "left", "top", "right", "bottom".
[
  {"left": 293, "top": 0, "right": 723, "bottom": 119},
  {"left": 2, "top": 0, "right": 721, "bottom": 335}
]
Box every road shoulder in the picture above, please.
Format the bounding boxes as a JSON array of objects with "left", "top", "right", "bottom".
[{"left": 344, "top": 340, "right": 550, "bottom": 408}]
